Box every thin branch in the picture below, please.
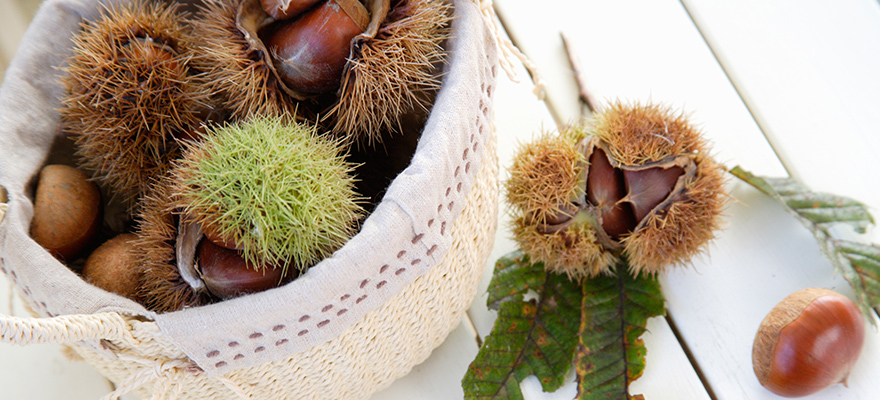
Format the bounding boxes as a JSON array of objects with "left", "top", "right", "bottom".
[{"left": 561, "top": 31, "right": 601, "bottom": 114}]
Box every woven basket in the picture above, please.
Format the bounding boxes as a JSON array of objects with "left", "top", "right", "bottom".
[{"left": 0, "top": 0, "right": 499, "bottom": 398}]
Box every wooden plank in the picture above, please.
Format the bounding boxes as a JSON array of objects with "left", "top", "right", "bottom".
[
  {"left": 495, "top": 0, "right": 785, "bottom": 177},
  {"left": 662, "top": 179, "right": 880, "bottom": 400},
  {"left": 464, "top": 8, "right": 711, "bottom": 400},
  {"left": 494, "top": 0, "right": 880, "bottom": 398},
  {"left": 669, "top": 0, "right": 880, "bottom": 398},
  {"left": 682, "top": 0, "right": 880, "bottom": 242}
]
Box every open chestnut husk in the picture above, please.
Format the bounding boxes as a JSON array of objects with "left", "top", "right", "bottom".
[
  {"left": 135, "top": 116, "right": 363, "bottom": 312},
  {"left": 505, "top": 102, "right": 727, "bottom": 278},
  {"left": 753, "top": 288, "right": 865, "bottom": 398},
  {"left": 191, "top": 0, "right": 450, "bottom": 144}
]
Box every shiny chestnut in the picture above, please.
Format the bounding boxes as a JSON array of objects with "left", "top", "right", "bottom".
[
  {"left": 752, "top": 288, "right": 865, "bottom": 397},
  {"left": 197, "top": 238, "right": 287, "bottom": 299},
  {"left": 265, "top": 0, "right": 369, "bottom": 94}
]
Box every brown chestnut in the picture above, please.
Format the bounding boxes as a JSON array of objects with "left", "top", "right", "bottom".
[
  {"left": 82, "top": 233, "right": 141, "bottom": 300},
  {"left": 30, "top": 165, "right": 102, "bottom": 261},
  {"left": 586, "top": 148, "right": 633, "bottom": 239},
  {"left": 196, "top": 238, "right": 287, "bottom": 299},
  {"left": 260, "top": 0, "right": 322, "bottom": 20},
  {"left": 752, "top": 288, "right": 865, "bottom": 397},
  {"left": 265, "top": 0, "right": 369, "bottom": 94}
]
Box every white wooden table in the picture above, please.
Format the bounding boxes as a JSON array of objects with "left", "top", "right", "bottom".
[{"left": 2, "top": 0, "right": 880, "bottom": 399}]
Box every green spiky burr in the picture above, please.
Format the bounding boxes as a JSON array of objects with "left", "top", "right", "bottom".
[{"left": 171, "top": 115, "right": 364, "bottom": 275}]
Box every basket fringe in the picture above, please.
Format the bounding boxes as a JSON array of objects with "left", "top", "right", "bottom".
[
  {"left": 99, "top": 358, "right": 191, "bottom": 400},
  {"left": 477, "top": 0, "right": 545, "bottom": 99}
]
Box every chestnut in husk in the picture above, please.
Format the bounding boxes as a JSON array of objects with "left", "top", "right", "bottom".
[
  {"left": 197, "top": 238, "right": 287, "bottom": 299},
  {"left": 265, "top": 0, "right": 370, "bottom": 94},
  {"left": 506, "top": 102, "right": 727, "bottom": 278}
]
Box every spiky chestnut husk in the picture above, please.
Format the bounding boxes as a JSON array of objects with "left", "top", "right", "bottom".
[
  {"left": 511, "top": 215, "right": 616, "bottom": 279},
  {"left": 60, "top": 0, "right": 209, "bottom": 203},
  {"left": 506, "top": 102, "right": 726, "bottom": 278},
  {"left": 504, "top": 132, "right": 583, "bottom": 226},
  {"left": 325, "top": 0, "right": 452, "bottom": 145},
  {"left": 134, "top": 180, "right": 214, "bottom": 312},
  {"left": 170, "top": 115, "right": 364, "bottom": 274},
  {"left": 595, "top": 103, "right": 726, "bottom": 276},
  {"left": 135, "top": 178, "right": 289, "bottom": 311},
  {"left": 188, "top": 0, "right": 311, "bottom": 120}
]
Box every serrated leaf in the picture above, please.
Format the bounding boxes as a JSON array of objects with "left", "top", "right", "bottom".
[
  {"left": 463, "top": 252, "right": 583, "bottom": 400},
  {"left": 575, "top": 265, "right": 665, "bottom": 400},
  {"left": 730, "top": 167, "right": 873, "bottom": 232},
  {"left": 835, "top": 241, "right": 880, "bottom": 306},
  {"left": 730, "top": 166, "right": 880, "bottom": 317}
]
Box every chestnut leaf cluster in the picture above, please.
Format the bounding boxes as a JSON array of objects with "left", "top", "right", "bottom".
[{"left": 461, "top": 252, "right": 664, "bottom": 400}]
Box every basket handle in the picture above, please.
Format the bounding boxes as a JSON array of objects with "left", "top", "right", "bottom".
[{"left": 0, "top": 312, "right": 139, "bottom": 346}]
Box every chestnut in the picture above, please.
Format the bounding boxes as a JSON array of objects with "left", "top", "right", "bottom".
[
  {"left": 196, "top": 238, "right": 287, "bottom": 299},
  {"left": 30, "top": 165, "right": 102, "bottom": 261},
  {"left": 82, "top": 233, "right": 141, "bottom": 300},
  {"left": 260, "top": 0, "right": 322, "bottom": 20},
  {"left": 752, "top": 288, "right": 865, "bottom": 397},
  {"left": 265, "top": 0, "right": 369, "bottom": 94},
  {"left": 585, "top": 148, "right": 635, "bottom": 239}
]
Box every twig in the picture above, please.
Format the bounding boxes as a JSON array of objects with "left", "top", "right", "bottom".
[{"left": 561, "top": 31, "right": 601, "bottom": 114}]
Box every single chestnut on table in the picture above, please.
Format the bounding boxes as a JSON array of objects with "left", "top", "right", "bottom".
[{"left": 752, "top": 287, "right": 866, "bottom": 398}]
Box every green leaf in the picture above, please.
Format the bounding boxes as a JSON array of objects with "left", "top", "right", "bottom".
[
  {"left": 486, "top": 251, "right": 550, "bottom": 310},
  {"left": 463, "top": 251, "right": 583, "bottom": 400},
  {"left": 730, "top": 166, "right": 880, "bottom": 317},
  {"left": 835, "top": 241, "right": 880, "bottom": 306},
  {"left": 575, "top": 265, "right": 665, "bottom": 400}
]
